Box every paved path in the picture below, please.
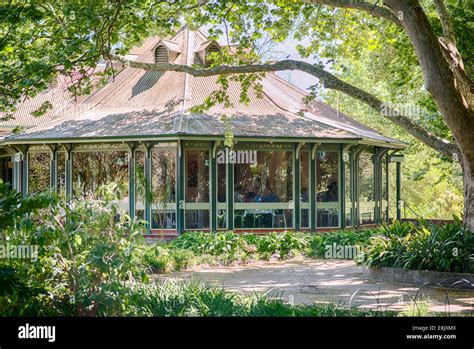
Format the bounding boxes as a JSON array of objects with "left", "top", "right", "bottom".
[{"left": 162, "top": 259, "right": 474, "bottom": 314}]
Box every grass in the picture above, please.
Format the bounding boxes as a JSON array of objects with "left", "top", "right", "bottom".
[{"left": 122, "top": 279, "right": 399, "bottom": 317}]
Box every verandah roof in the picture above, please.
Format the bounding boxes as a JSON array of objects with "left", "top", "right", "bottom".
[{"left": 1, "top": 26, "right": 407, "bottom": 149}]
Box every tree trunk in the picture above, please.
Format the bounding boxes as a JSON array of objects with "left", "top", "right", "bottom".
[
  {"left": 463, "top": 154, "right": 474, "bottom": 231},
  {"left": 384, "top": 0, "right": 474, "bottom": 231}
]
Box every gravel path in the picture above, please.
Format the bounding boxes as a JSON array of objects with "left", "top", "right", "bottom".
[{"left": 160, "top": 258, "right": 474, "bottom": 314}]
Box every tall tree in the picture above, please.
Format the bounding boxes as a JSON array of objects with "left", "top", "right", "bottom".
[{"left": 1, "top": 0, "right": 473, "bottom": 228}]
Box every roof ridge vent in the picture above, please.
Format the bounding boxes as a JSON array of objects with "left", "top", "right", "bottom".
[{"left": 154, "top": 45, "right": 169, "bottom": 64}]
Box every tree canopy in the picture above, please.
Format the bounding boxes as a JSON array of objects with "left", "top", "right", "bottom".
[{"left": 0, "top": 0, "right": 473, "bottom": 225}]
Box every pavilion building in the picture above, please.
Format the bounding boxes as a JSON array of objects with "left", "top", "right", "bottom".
[{"left": 0, "top": 26, "right": 406, "bottom": 238}]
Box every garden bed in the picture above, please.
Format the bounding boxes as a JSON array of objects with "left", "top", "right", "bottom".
[{"left": 362, "top": 266, "right": 474, "bottom": 290}]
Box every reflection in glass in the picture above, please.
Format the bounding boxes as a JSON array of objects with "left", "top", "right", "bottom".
[
  {"left": 57, "top": 152, "right": 66, "bottom": 196},
  {"left": 317, "top": 152, "right": 338, "bottom": 202},
  {"left": 186, "top": 150, "right": 209, "bottom": 203},
  {"left": 233, "top": 151, "right": 293, "bottom": 229},
  {"left": 317, "top": 151, "right": 339, "bottom": 227},
  {"left": 185, "top": 150, "right": 210, "bottom": 229},
  {"left": 152, "top": 149, "right": 176, "bottom": 229},
  {"left": 28, "top": 152, "right": 50, "bottom": 194},
  {"left": 72, "top": 151, "right": 129, "bottom": 212},
  {"left": 344, "top": 153, "right": 352, "bottom": 227},
  {"left": 300, "top": 151, "right": 309, "bottom": 228},
  {"left": 359, "top": 152, "right": 375, "bottom": 225}
]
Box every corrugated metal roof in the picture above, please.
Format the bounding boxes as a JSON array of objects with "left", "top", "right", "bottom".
[{"left": 3, "top": 26, "right": 406, "bottom": 148}]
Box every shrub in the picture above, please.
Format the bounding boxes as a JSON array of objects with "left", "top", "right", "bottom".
[
  {"left": 0, "top": 187, "right": 148, "bottom": 316},
  {"left": 172, "top": 231, "right": 246, "bottom": 258},
  {"left": 306, "top": 229, "right": 375, "bottom": 258},
  {"left": 362, "top": 218, "right": 474, "bottom": 273},
  {"left": 169, "top": 249, "right": 196, "bottom": 271},
  {"left": 143, "top": 245, "right": 174, "bottom": 273},
  {"left": 255, "top": 232, "right": 308, "bottom": 258}
]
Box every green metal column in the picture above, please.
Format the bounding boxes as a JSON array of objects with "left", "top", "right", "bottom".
[
  {"left": 353, "top": 152, "right": 360, "bottom": 228},
  {"left": 176, "top": 141, "right": 185, "bottom": 234},
  {"left": 226, "top": 150, "right": 234, "bottom": 230},
  {"left": 144, "top": 144, "right": 153, "bottom": 232},
  {"left": 348, "top": 152, "right": 354, "bottom": 227},
  {"left": 396, "top": 161, "right": 402, "bottom": 220},
  {"left": 128, "top": 144, "right": 136, "bottom": 220},
  {"left": 21, "top": 150, "right": 29, "bottom": 197},
  {"left": 309, "top": 144, "right": 317, "bottom": 231},
  {"left": 373, "top": 151, "right": 380, "bottom": 225},
  {"left": 385, "top": 157, "right": 390, "bottom": 223},
  {"left": 294, "top": 144, "right": 301, "bottom": 231},
  {"left": 210, "top": 142, "right": 218, "bottom": 232},
  {"left": 13, "top": 153, "right": 21, "bottom": 192},
  {"left": 65, "top": 146, "right": 73, "bottom": 200},
  {"left": 340, "top": 144, "right": 345, "bottom": 229},
  {"left": 49, "top": 146, "right": 58, "bottom": 192}
]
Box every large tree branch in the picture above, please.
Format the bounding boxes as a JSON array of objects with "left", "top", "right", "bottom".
[
  {"left": 113, "top": 55, "right": 459, "bottom": 158},
  {"left": 432, "top": 0, "right": 456, "bottom": 44},
  {"left": 306, "top": 0, "right": 402, "bottom": 27},
  {"left": 432, "top": 0, "right": 474, "bottom": 111},
  {"left": 383, "top": 0, "right": 474, "bottom": 164}
]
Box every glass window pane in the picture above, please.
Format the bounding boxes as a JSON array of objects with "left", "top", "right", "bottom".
[
  {"left": 151, "top": 148, "right": 176, "bottom": 229},
  {"left": 217, "top": 209, "right": 226, "bottom": 229},
  {"left": 28, "top": 153, "right": 50, "bottom": 194},
  {"left": 317, "top": 208, "right": 339, "bottom": 227},
  {"left": 57, "top": 152, "right": 66, "bottom": 196},
  {"left": 359, "top": 152, "right": 375, "bottom": 225},
  {"left": 234, "top": 151, "right": 292, "bottom": 203},
  {"left": 218, "top": 163, "right": 226, "bottom": 203},
  {"left": 185, "top": 150, "right": 209, "bottom": 203},
  {"left": 185, "top": 210, "right": 209, "bottom": 229},
  {"left": 234, "top": 150, "right": 293, "bottom": 229},
  {"left": 300, "top": 151, "right": 309, "bottom": 228},
  {"left": 316, "top": 151, "right": 339, "bottom": 202},
  {"left": 72, "top": 151, "right": 129, "bottom": 211},
  {"left": 344, "top": 152, "right": 352, "bottom": 227},
  {"left": 185, "top": 149, "right": 210, "bottom": 229}
]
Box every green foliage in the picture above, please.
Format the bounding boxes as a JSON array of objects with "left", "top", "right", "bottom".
[
  {"left": 0, "top": 188, "right": 148, "bottom": 316},
  {"left": 252, "top": 232, "right": 308, "bottom": 258},
  {"left": 143, "top": 245, "right": 174, "bottom": 273},
  {"left": 171, "top": 231, "right": 246, "bottom": 258},
  {"left": 0, "top": 180, "right": 55, "bottom": 230},
  {"left": 121, "top": 280, "right": 388, "bottom": 317},
  {"left": 307, "top": 229, "right": 376, "bottom": 258},
  {"left": 362, "top": 218, "right": 474, "bottom": 273}
]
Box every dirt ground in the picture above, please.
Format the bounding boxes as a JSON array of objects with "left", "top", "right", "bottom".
[{"left": 160, "top": 258, "right": 474, "bottom": 314}]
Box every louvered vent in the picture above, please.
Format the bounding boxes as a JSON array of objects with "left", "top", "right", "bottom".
[
  {"left": 155, "top": 45, "right": 168, "bottom": 63},
  {"left": 205, "top": 45, "right": 220, "bottom": 67}
]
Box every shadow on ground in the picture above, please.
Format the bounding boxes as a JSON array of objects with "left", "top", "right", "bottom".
[{"left": 159, "top": 259, "right": 474, "bottom": 314}]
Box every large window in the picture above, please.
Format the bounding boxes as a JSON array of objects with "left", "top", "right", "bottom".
[
  {"left": 28, "top": 152, "right": 50, "bottom": 194},
  {"left": 344, "top": 152, "right": 352, "bottom": 227},
  {"left": 359, "top": 152, "right": 375, "bottom": 225},
  {"left": 300, "top": 151, "right": 309, "bottom": 228},
  {"left": 185, "top": 149, "right": 210, "bottom": 229},
  {"left": 57, "top": 152, "right": 66, "bottom": 196},
  {"left": 135, "top": 144, "right": 177, "bottom": 230},
  {"left": 316, "top": 151, "right": 339, "bottom": 227},
  {"left": 72, "top": 151, "right": 129, "bottom": 211},
  {"left": 151, "top": 147, "right": 176, "bottom": 229},
  {"left": 233, "top": 150, "right": 293, "bottom": 229},
  {"left": 0, "top": 159, "right": 13, "bottom": 186},
  {"left": 217, "top": 162, "right": 227, "bottom": 229}
]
